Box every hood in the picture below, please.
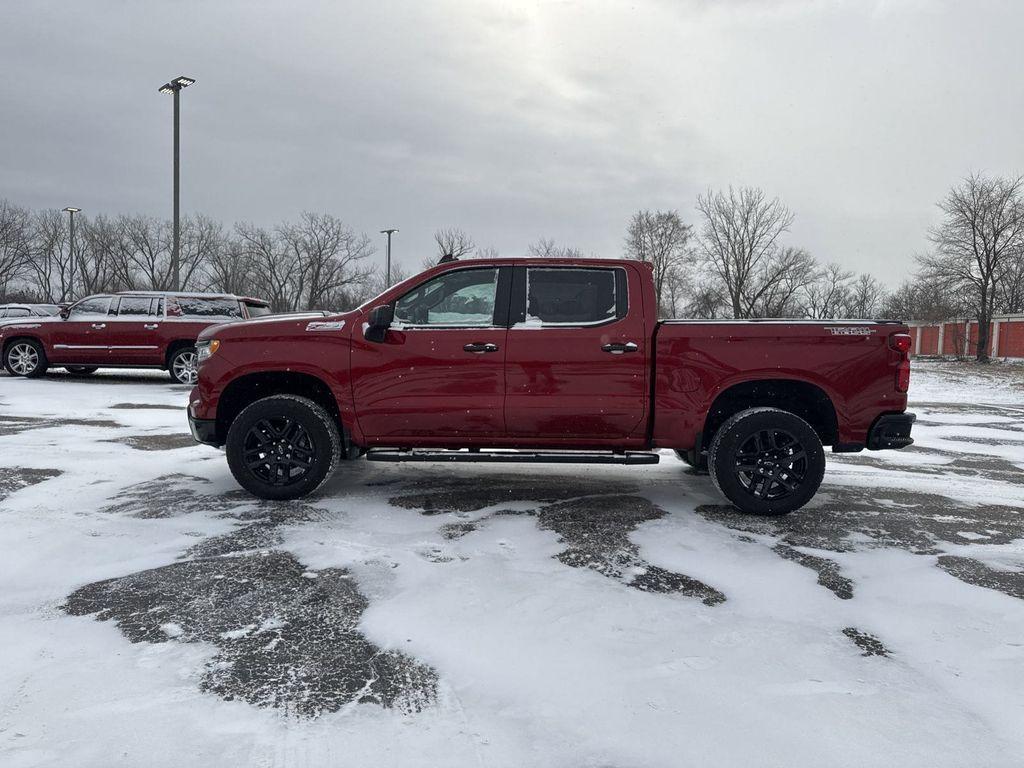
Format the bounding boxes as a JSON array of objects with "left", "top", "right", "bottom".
[
  {"left": 0, "top": 315, "right": 63, "bottom": 331},
  {"left": 198, "top": 311, "right": 357, "bottom": 341}
]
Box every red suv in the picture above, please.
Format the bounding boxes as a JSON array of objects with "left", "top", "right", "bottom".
[{"left": 0, "top": 291, "right": 271, "bottom": 384}]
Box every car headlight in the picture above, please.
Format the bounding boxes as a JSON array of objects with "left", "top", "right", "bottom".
[{"left": 196, "top": 339, "right": 220, "bottom": 364}]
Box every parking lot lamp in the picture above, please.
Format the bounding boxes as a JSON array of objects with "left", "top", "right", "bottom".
[{"left": 158, "top": 75, "right": 196, "bottom": 291}]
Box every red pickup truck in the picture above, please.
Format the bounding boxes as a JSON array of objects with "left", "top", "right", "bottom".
[
  {"left": 1, "top": 291, "right": 271, "bottom": 384},
  {"left": 188, "top": 258, "right": 914, "bottom": 515}
]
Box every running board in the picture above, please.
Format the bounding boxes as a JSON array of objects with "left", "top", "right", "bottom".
[{"left": 365, "top": 449, "right": 660, "bottom": 465}]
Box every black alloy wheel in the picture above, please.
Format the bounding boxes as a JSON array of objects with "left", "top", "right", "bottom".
[
  {"left": 244, "top": 416, "right": 317, "bottom": 487},
  {"left": 709, "top": 407, "right": 825, "bottom": 516},
  {"left": 225, "top": 395, "right": 341, "bottom": 500}
]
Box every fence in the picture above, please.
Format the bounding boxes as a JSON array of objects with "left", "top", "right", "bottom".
[{"left": 907, "top": 313, "right": 1024, "bottom": 359}]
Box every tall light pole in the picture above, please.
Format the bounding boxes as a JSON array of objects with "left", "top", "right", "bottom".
[
  {"left": 380, "top": 228, "right": 398, "bottom": 287},
  {"left": 158, "top": 75, "right": 196, "bottom": 291},
  {"left": 63, "top": 207, "right": 81, "bottom": 300}
]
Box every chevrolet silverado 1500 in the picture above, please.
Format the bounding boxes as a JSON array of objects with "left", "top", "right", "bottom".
[{"left": 188, "top": 258, "right": 914, "bottom": 514}]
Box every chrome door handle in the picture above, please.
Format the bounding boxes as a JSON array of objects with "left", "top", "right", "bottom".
[
  {"left": 464, "top": 342, "right": 499, "bottom": 354},
  {"left": 91, "top": 323, "right": 107, "bottom": 329},
  {"left": 144, "top": 323, "right": 159, "bottom": 330},
  {"left": 601, "top": 341, "right": 638, "bottom": 354}
]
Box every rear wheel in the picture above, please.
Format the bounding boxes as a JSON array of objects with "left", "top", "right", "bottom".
[
  {"left": 65, "top": 366, "right": 99, "bottom": 375},
  {"left": 4, "top": 339, "right": 48, "bottom": 378},
  {"left": 708, "top": 407, "right": 825, "bottom": 516},
  {"left": 169, "top": 346, "right": 198, "bottom": 385},
  {"left": 225, "top": 395, "right": 341, "bottom": 500}
]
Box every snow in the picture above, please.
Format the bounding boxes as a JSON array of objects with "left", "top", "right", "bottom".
[{"left": 1, "top": 362, "right": 1023, "bottom": 767}]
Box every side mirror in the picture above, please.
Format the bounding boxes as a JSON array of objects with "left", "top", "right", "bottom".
[
  {"left": 365, "top": 304, "right": 394, "bottom": 343},
  {"left": 59, "top": 305, "right": 70, "bottom": 320}
]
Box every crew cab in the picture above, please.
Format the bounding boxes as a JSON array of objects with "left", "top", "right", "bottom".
[
  {"left": 188, "top": 258, "right": 915, "bottom": 515},
  {"left": 1, "top": 291, "right": 271, "bottom": 384}
]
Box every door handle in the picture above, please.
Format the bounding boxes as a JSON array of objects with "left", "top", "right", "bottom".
[
  {"left": 144, "top": 323, "right": 159, "bottom": 330},
  {"left": 463, "top": 342, "right": 499, "bottom": 354},
  {"left": 601, "top": 341, "right": 638, "bottom": 354},
  {"left": 91, "top": 323, "right": 107, "bottom": 330}
]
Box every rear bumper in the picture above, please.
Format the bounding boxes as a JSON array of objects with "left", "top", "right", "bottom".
[
  {"left": 866, "top": 412, "right": 916, "bottom": 450},
  {"left": 188, "top": 412, "right": 219, "bottom": 447}
]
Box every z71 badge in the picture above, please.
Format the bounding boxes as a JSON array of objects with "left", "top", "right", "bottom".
[
  {"left": 827, "top": 326, "right": 875, "bottom": 336},
  {"left": 305, "top": 320, "right": 346, "bottom": 332}
]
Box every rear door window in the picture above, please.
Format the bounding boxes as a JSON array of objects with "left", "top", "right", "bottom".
[
  {"left": 520, "top": 268, "right": 624, "bottom": 326},
  {"left": 5, "top": 308, "right": 30, "bottom": 317},
  {"left": 115, "top": 297, "right": 156, "bottom": 316},
  {"left": 167, "top": 297, "right": 243, "bottom": 319}
]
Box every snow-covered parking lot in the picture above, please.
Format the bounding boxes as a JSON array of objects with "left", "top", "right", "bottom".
[{"left": 1, "top": 360, "right": 1023, "bottom": 767}]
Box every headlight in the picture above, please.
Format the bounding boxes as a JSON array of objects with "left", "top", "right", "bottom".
[{"left": 196, "top": 339, "right": 220, "bottom": 364}]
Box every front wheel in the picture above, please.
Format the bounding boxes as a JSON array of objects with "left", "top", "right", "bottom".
[
  {"left": 168, "top": 346, "right": 199, "bottom": 385},
  {"left": 4, "top": 339, "right": 48, "bottom": 378},
  {"left": 225, "top": 395, "right": 341, "bottom": 500},
  {"left": 708, "top": 407, "right": 825, "bottom": 516}
]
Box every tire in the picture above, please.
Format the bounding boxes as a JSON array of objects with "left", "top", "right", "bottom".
[
  {"left": 65, "top": 366, "right": 99, "bottom": 375},
  {"left": 3, "top": 338, "right": 49, "bottom": 378},
  {"left": 168, "top": 346, "right": 199, "bottom": 385},
  {"left": 225, "top": 395, "right": 341, "bottom": 500},
  {"left": 674, "top": 448, "right": 708, "bottom": 474},
  {"left": 708, "top": 407, "right": 825, "bottom": 516}
]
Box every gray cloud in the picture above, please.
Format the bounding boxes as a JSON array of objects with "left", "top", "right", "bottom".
[{"left": 2, "top": 0, "right": 1021, "bottom": 280}]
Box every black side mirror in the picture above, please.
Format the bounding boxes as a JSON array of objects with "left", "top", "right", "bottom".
[
  {"left": 365, "top": 304, "right": 394, "bottom": 343},
  {"left": 59, "top": 306, "right": 70, "bottom": 320}
]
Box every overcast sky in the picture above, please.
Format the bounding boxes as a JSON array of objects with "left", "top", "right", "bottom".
[{"left": 2, "top": 0, "right": 1022, "bottom": 280}]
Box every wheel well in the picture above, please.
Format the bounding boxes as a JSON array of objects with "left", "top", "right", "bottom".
[
  {"left": 2, "top": 335, "right": 43, "bottom": 357},
  {"left": 216, "top": 371, "right": 346, "bottom": 445},
  {"left": 164, "top": 339, "right": 196, "bottom": 368},
  {"left": 701, "top": 379, "right": 838, "bottom": 450}
]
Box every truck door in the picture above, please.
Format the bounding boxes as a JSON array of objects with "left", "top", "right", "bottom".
[
  {"left": 350, "top": 266, "right": 511, "bottom": 441},
  {"left": 51, "top": 295, "right": 113, "bottom": 364},
  {"left": 503, "top": 265, "right": 648, "bottom": 440}
]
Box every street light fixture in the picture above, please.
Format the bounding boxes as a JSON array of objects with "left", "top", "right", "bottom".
[
  {"left": 158, "top": 75, "right": 196, "bottom": 291},
  {"left": 63, "top": 207, "right": 81, "bottom": 300},
  {"left": 380, "top": 228, "right": 399, "bottom": 287}
]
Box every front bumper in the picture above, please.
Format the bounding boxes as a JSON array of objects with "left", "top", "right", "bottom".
[
  {"left": 866, "top": 412, "right": 916, "bottom": 450},
  {"left": 188, "top": 410, "right": 219, "bottom": 447}
]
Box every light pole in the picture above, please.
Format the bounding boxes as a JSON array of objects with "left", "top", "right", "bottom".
[
  {"left": 380, "top": 228, "right": 398, "bottom": 287},
  {"left": 63, "top": 207, "right": 81, "bottom": 300},
  {"left": 158, "top": 75, "right": 196, "bottom": 291}
]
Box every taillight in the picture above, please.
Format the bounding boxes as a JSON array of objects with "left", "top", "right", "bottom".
[
  {"left": 890, "top": 333, "right": 911, "bottom": 393},
  {"left": 896, "top": 364, "right": 910, "bottom": 393},
  {"left": 889, "top": 333, "right": 912, "bottom": 353}
]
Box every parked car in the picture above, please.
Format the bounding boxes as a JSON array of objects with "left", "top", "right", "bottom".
[
  {"left": 0, "top": 291, "right": 273, "bottom": 384},
  {"left": 188, "top": 257, "right": 915, "bottom": 515},
  {"left": 0, "top": 303, "right": 61, "bottom": 319}
]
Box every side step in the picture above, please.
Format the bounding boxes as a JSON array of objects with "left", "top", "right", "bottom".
[{"left": 365, "top": 449, "right": 660, "bottom": 465}]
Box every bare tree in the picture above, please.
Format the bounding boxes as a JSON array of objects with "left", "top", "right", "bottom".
[
  {"left": 0, "top": 200, "right": 31, "bottom": 299},
  {"left": 919, "top": 173, "right": 1024, "bottom": 361},
  {"left": 746, "top": 246, "right": 818, "bottom": 317},
  {"left": 843, "top": 273, "right": 887, "bottom": 318},
  {"left": 77, "top": 215, "right": 124, "bottom": 295},
  {"left": 527, "top": 238, "right": 584, "bottom": 259},
  {"left": 434, "top": 228, "right": 475, "bottom": 261},
  {"left": 27, "top": 209, "right": 75, "bottom": 302},
  {"left": 623, "top": 210, "right": 693, "bottom": 317},
  {"left": 800, "top": 263, "right": 853, "bottom": 319},
  {"left": 695, "top": 186, "right": 797, "bottom": 318}
]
